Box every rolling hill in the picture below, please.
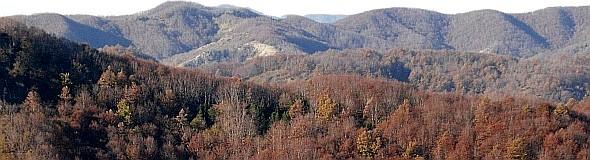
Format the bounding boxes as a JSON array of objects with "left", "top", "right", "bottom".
[
  {"left": 7, "top": 2, "right": 590, "bottom": 67},
  {"left": 1, "top": 18, "right": 590, "bottom": 159}
]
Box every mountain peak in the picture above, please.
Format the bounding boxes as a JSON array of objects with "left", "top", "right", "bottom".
[
  {"left": 459, "top": 9, "right": 505, "bottom": 15},
  {"left": 217, "top": 4, "right": 242, "bottom": 9},
  {"left": 156, "top": 1, "right": 205, "bottom": 9},
  {"left": 141, "top": 1, "right": 260, "bottom": 18},
  {"left": 218, "top": 4, "right": 265, "bottom": 16},
  {"left": 143, "top": 1, "right": 207, "bottom": 15}
]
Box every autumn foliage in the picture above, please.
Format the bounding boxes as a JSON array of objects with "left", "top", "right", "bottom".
[{"left": 0, "top": 18, "right": 589, "bottom": 159}]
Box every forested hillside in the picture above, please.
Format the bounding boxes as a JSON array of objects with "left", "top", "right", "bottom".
[
  {"left": 9, "top": 1, "right": 590, "bottom": 66},
  {"left": 196, "top": 48, "right": 590, "bottom": 101},
  {"left": 1, "top": 17, "right": 590, "bottom": 160},
  {"left": 11, "top": 1, "right": 589, "bottom": 103},
  {"left": 2, "top": 1, "right": 590, "bottom": 159}
]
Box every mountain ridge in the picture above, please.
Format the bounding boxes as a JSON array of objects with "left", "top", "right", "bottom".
[
  {"left": 2, "top": 17, "right": 590, "bottom": 159},
  {"left": 303, "top": 14, "right": 347, "bottom": 23},
  {"left": 6, "top": 1, "right": 590, "bottom": 66}
]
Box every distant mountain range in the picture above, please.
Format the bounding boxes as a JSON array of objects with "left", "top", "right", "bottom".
[
  {"left": 303, "top": 14, "right": 347, "bottom": 23},
  {"left": 7, "top": 1, "right": 590, "bottom": 67}
]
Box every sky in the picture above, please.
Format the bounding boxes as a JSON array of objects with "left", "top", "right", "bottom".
[{"left": 1, "top": 0, "right": 589, "bottom": 17}]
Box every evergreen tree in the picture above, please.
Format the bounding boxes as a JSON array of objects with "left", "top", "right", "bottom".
[{"left": 190, "top": 113, "right": 206, "bottom": 131}]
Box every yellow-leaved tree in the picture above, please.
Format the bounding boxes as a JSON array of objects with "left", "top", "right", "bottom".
[
  {"left": 116, "top": 99, "right": 132, "bottom": 124},
  {"left": 316, "top": 93, "right": 337, "bottom": 121},
  {"left": 357, "top": 129, "right": 381, "bottom": 158},
  {"left": 506, "top": 137, "right": 528, "bottom": 160}
]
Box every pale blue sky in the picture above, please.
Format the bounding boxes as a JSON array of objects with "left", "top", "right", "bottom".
[{"left": 1, "top": 0, "right": 589, "bottom": 17}]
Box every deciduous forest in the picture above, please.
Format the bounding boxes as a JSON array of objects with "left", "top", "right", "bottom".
[{"left": 1, "top": 16, "right": 590, "bottom": 160}]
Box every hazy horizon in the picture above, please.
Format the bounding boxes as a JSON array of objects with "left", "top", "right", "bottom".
[{"left": 1, "top": 0, "right": 589, "bottom": 17}]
